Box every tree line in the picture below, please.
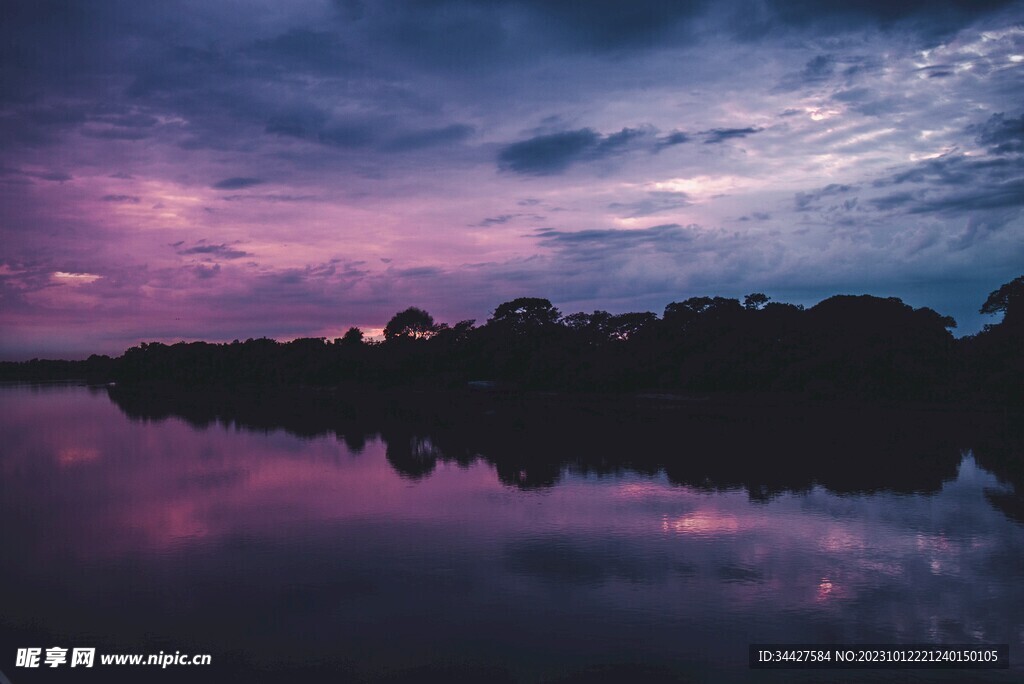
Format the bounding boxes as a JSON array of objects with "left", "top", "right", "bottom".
[{"left": 2, "top": 275, "right": 1022, "bottom": 404}]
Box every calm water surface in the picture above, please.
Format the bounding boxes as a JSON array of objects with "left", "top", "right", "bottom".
[{"left": 1, "top": 384, "right": 1022, "bottom": 683}]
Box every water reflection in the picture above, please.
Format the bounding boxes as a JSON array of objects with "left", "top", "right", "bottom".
[
  {"left": 105, "top": 384, "right": 1024, "bottom": 500},
  {"left": 0, "top": 384, "right": 1021, "bottom": 683}
]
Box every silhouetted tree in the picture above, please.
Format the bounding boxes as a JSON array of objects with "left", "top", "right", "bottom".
[
  {"left": 608, "top": 312, "right": 658, "bottom": 341},
  {"left": 7, "top": 277, "right": 1020, "bottom": 404},
  {"left": 433, "top": 319, "right": 476, "bottom": 345},
  {"left": 339, "top": 327, "right": 364, "bottom": 346},
  {"left": 743, "top": 292, "right": 770, "bottom": 310},
  {"left": 663, "top": 296, "right": 742, "bottom": 329},
  {"left": 383, "top": 307, "right": 436, "bottom": 341},
  {"left": 963, "top": 275, "right": 1024, "bottom": 404},
  {"left": 981, "top": 275, "right": 1024, "bottom": 330},
  {"left": 489, "top": 297, "right": 561, "bottom": 332}
]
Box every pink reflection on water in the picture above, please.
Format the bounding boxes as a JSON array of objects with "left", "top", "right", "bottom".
[
  {"left": 661, "top": 511, "right": 741, "bottom": 537},
  {"left": 1, "top": 390, "right": 515, "bottom": 559},
  {"left": 57, "top": 446, "right": 101, "bottom": 466},
  {"left": 3, "top": 385, "right": 1023, "bottom": 663}
]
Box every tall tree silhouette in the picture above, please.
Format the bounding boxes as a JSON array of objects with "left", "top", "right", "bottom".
[
  {"left": 981, "top": 275, "right": 1024, "bottom": 331},
  {"left": 383, "top": 307, "right": 436, "bottom": 341},
  {"left": 489, "top": 297, "right": 561, "bottom": 333}
]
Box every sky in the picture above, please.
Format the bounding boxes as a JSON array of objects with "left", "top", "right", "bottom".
[{"left": 1, "top": 0, "right": 1022, "bottom": 359}]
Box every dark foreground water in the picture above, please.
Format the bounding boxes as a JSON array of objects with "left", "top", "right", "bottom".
[{"left": 1, "top": 384, "right": 1022, "bottom": 683}]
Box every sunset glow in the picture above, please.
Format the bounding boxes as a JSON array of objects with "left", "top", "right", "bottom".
[{"left": 1, "top": 1, "right": 1021, "bottom": 359}]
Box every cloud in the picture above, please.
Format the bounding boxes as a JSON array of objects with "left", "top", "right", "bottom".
[
  {"left": 498, "top": 129, "right": 602, "bottom": 175},
  {"left": 794, "top": 184, "right": 856, "bottom": 211},
  {"left": 534, "top": 223, "right": 696, "bottom": 252},
  {"left": 212, "top": 177, "right": 264, "bottom": 190},
  {"left": 393, "top": 266, "right": 442, "bottom": 278},
  {"left": 608, "top": 191, "right": 692, "bottom": 217},
  {"left": 869, "top": 191, "right": 920, "bottom": 212},
  {"left": 657, "top": 131, "right": 690, "bottom": 148},
  {"left": 305, "top": 122, "right": 382, "bottom": 149},
  {"left": 474, "top": 214, "right": 517, "bottom": 227},
  {"left": 701, "top": 127, "right": 762, "bottom": 144},
  {"left": 31, "top": 170, "right": 73, "bottom": 182},
  {"left": 775, "top": 54, "right": 836, "bottom": 91},
  {"left": 348, "top": 0, "right": 709, "bottom": 59},
  {"left": 384, "top": 124, "right": 474, "bottom": 151},
  {"left": 802, "top": 54, "right": 835, "bottom": 81},
  {"left": 192, "top": 263, "right": 221, "bottom": 279},
  {"left": 2, "top": 0, "right": 1022, "bottom": 357},
  {"left": 248, "top": 29, "right": 352, "bottom": 73},
  {"left": 875, "top": 155, "right": 1015, "bottom": 188},
  {"left": 742, "top": 0, "right": 1019, "bottom": 39},
  {"left": 514, "top": 0, "right": 709, "bottom": 50},
  {"left": 175, "top": 242, "right": 251, "bottom": 260},
  {"left": 873, "top": 179, "right": 1024, "bottom": 216},
  {"left": 220, "top": 193, "right": 317, "bottom": 203},
  {"left": 266, "top": 106, "right": 472, "bottom": 153},
  {"left": 498, "top": 126, "right": 674, "bottom": 175},
  {"left": 972, "top": 111, "right": 1024, "bottom": 155}
]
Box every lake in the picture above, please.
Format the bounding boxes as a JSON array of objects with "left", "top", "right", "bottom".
[{"left": 1, "top": 383, "right": 1022, "bottom": 682}]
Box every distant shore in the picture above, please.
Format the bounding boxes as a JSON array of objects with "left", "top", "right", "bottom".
[{"left": 2, "top": 282, "right": 1021, "bottom": 405}]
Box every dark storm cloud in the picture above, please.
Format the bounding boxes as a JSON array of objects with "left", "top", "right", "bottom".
[
  {"left": 350, "top": 0, "right": 710, "bottom": 55},
  {"left": 175, "top": 242, "right": 250, "bottom": 260},
  {"left": 700, "top": 127, "right": 762, "bottom": 144},
  {"left": 972, "top": 112, "right": 1024, "bottom": 155},
  {"left": 266, "top": 107, "right": 471, "bottom": 153},
  {"left": 346, "top": 0, "right": 1012, "bottom": 58},
  {"left": 776, "top": 54, "right": 836, "bottom": 91},
  {"left": 101, "top": 194, "right": 140, "bottom": 204},
  {"left": 221, "top": 193, "right": 318, "bottom": 203},
  {"left": 510, "top": 0, "right": 708, "bottom": 49},
  {"left": 103, "top": 113, "right": 160, "bottom": 129},
  {"left": 498, "top": 127, "right": 684, "bottom": 175},
  {"left": 498, "top": 129, "right": 601, "bottom": 175},
  {"left": 384, "top": 124, "right": 474, "bottom": 151},
  {"left": 873, "top": 154, "right": 1021, "bottom": 189},
  {"left": 212, "top": 177, "right": 264, "bottom": 190},
  {"left": 658, "top": 131, "right": 690, "bottom": 148},
  {"left": 394, "top": 266, "right": 443, "bottom": 278},
  {"left": 869, "top": 191, "right": 920, "bottom": 212},
  {"left": 474, "top": 215, "right": 517, "bottom": 227},
  {"left": 794, "top": 184, "right": 856, "bottom": 211},
  {"left": 776, "top": 54, "right": 884, "bottom": 93},
  {"left": 802, "top": 54, "right": 836, "bottom": 81},
  {"left": 871, "top": 179, "right": 1024, "bottom": 215},
  {"left": 917, "top": 65, "right": 956, "bottom": 79},
  {"left": 192, "top": 263, "right": 221, "bottom": 279},
  {"left": 597, "top": 127, "right": 650, "bottom": 152},
  {"left": 739, "top": 0, "right": 1019, "bottom": 39},
  {"left": 836, "top": 93, "right": 907, "bottom": 118},
  {"left": 534, "top": 223, "right": 695, "bottom": 252}
]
